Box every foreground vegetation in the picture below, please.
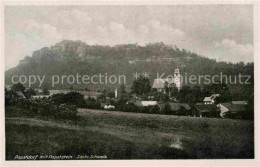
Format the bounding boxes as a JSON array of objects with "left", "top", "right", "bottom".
[
  {"left": 5, "top": 82, "right": 254, "bottom": 159},
  {"left": 6, "top": 107, "right": 254, "bottom": 160}
]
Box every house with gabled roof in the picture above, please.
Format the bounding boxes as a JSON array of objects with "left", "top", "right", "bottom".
[
  {"left": 167, "top": 102, "right": 191, "bottom": 111},
  {"left": 134, "top": 100, "right": 163, "bottom": 113},
  {"left": 218, "top": 101, "right": 247, "bottom": 118},
  {"left": 203, "top": 94, "right": 220, "bottom": 104},
  {"left": 193, "top": 103, "right": 220, "bottom": 118}
]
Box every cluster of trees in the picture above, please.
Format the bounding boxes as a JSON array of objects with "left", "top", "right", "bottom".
[
  {"left": 51, "top": 92, "right": 102, "bottom": 109},
  {"left": 5, "top": 83, "right": 100, "bottom": 120},
  {"left": 131, "top": 76, "right": 151, "bottom": 95},
  {"left": 176, "top": 83, "right": 233, "bottom": 105},
  {"left": 129, "top": 76, "right": 235, "bottom": 105},
  {"left": 6, "top": 98, "right": 78, "bottom": 120},
  {"left": 5, "top": 83, "right": 50, "bottom": 102},
  {"left": 5, "top": 84, "right": 78, "bottom": 120}
]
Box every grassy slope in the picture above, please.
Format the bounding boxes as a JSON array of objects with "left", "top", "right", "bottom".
[{"left": 6, "top": 109, "right": 254, "bottom": 159}]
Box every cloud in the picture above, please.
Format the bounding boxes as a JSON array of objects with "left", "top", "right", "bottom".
[
  {"left": 79, "top": 19, "right": 185, "bottom": 46},
  {"left": 5, "top": 16, "right": 187, "bottom": 69},
  {"left": 213, "top": 39, "right": 253, "bottom": 63},
  {"left": 5, "top": 19, "right": 62, "bottom": 69},
  {"left": 136, "top": 20, "right": 185, "bottom": 45},
  {"left": 5, "top": 6, "right": 253, "bottom": 69},
  {"left": 52, "top": 9, "right": 92, "bottom": 28}
]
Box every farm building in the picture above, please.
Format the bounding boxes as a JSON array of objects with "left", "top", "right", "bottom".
[
  {"left": 167, "top": 103, "right": 191, "bottom": 115},
  {"left": 168, "top": 103, "right": 191, "bottom": 111},
  {"left": 193, "top": 104, "right": 220, "bottom": 118},
  {"left": 135, "top": 100, "right": 163, "bottom": 113},
  {"left": 218, "top": 101, "right": 247, "bottom": 118}
]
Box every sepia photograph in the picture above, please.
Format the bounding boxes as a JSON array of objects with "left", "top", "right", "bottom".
[{"left": 1, "top": 1, "right": 259, "bottom": 165}]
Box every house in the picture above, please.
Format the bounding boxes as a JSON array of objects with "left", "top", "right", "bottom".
[
  {"left": 81, "top": 91, "right": 102, "bottom": 100},
  {"left": 152, "top": 68, "right": 181, "bottom": 92},
  {"left": 31, "top": 95, "right": 50, "bottom": 99},
  {"left": 218, "top": 101, "right": 247, "bottom": 118},
  {"left": 104, "top": 105, "right": 115, "bottom": 110},
  {"left": 135, "top": 100, "right": 163, "bottom": 113},
  {"left": 16, "top": 91, "right": 26, "bottom": 99},
  {"left": 167, "top": 102, "right": 191, "bottom": 115},
  {"left": 49, "top": 90, "right": 71, "bottom": 96},
  {"left": 168, "top": 103, "right": 191, "bottom": 111},
  {"left": 203, "top": 94, "right": 220, "bottom": 104},
  {"left": 193, "top": 104, "right": 220, "bottom": 118},
  {"left": 230, "top": 101, "right": 247, "bottom": 105},
  {"left": 34, "top": 88, "right": 43, "bottom": 93},
  {"left": 139, "top": 101, "right": 158, "bottom": 106},
  {"left": 135, "top": 100, "right": 159, "bottom": 107}
]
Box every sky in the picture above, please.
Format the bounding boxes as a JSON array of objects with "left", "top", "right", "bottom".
[{"left": 5, "top": 5, "right": 253, "bottom": 70}]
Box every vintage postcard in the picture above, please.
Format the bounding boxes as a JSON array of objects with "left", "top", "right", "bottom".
[{"left": 1, "top": 0, "right": 259, "bottom": 166}]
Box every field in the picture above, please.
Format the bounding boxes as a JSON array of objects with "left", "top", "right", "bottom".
[{"left": 6, "top": 108, "right": 254, "bottom": 159}]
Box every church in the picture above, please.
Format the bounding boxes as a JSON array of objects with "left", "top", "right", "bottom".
[{"left": 152, "top": 68, "right": 181, "bottom": 92}]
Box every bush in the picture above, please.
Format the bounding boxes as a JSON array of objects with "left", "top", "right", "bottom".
[
  {"left": 122, "top": 103, "right": 139, "bottom": 112},
  {"left": 51, "top": 92, "right": 86, "bottom": 108},
  {"left": 163, "top": 103, "right": 172, "bottom": 115},
  {"left": 6, "top": 99, "right": 77, "bottom": 120},
  {"left": 176, "top": 106, "right": 188, "bottom": 116},
  {"left": 54, "top": 104, "right": 77, "bottom": 119},
  {"left": 86, "top": 100, "right": 101, "bottom": 109}
]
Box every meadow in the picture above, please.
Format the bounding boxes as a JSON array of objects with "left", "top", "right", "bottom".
[{"left": 6, "top": 108, "right": 254, "bottom": 159}]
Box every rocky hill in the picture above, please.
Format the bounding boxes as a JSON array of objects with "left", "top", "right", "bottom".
[{"left": 5, "top": 40, "right": 254, "bottom": 99}]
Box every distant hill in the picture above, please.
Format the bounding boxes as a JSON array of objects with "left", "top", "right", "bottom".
[{"left": 5, "top": 40, "right": 254, "bottom": 99}]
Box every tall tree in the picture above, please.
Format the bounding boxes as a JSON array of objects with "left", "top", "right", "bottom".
[
  {"left": 120, "top": 84, "right": 127, "bottom": 95},
  {"left": 131, "top": 76, "right": 151, "bottom": 95},
  {"left": 169, "top": 83, "right": 178, "bottom": 97},
  {"left": 26, "top": 88, "right": 36, "bottom": 98}
]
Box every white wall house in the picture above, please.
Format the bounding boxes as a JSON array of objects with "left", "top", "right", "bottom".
[{"left": 203, "top": 94, "right": 220, "bottom": 104}]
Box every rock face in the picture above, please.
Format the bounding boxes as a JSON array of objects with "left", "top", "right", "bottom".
[{"left": 13, "top": 40, "right": 202, "bottom": 67}]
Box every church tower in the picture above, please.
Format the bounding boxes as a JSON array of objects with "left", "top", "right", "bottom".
[{"left": 174, "top": 68, "right": 181, "bottom": 90}]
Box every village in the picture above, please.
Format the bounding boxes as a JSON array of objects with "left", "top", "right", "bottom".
[
  {"left": 3, "top": 4, "right": 256, "bottom": 161},
  {"left": 5, "top": 68, "right": 252, "bottom": 120}
]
